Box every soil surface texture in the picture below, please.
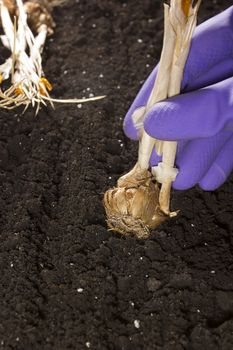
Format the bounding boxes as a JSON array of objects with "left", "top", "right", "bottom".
[{"left": 0, "top": 1, "right": 233, "bottom": 349}]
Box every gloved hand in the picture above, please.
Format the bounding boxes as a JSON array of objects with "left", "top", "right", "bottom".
[{"left": 124, "top": 6, "right": 233, "bottom": 190}]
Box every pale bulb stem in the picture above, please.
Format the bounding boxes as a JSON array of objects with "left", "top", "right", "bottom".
[
  {"left": 138, "top": 131, "right": 155, "bottom": 170},
  {"left": 158, "top": 4, "right": 198, "bottom": 213},
  {"left": 158, "top": 141, "right": 178, "bottom": 214},
  {"left": 137, "top": 3, "right": 176, "bottom": 171},
  {"left": 136, "top": 0, "right": 201, "bottom": 215}
]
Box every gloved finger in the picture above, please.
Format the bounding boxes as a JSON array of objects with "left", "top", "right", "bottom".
[
  {"left": 199, "top": 135, "right": 233, "bottom": 191},
  {"left": 172, "top": 130, "right": 232, "bottom": 190},
  {"left": 144, "top": 76, "right": 233, "bottom": 141},
  {"left": 124, "top": 6, "right": 233, "bottom": 141},
  {"left": 182, "top": 6, "right": 233, "bottom": 91},
  {"left": 183, "top": 58, "right": 233, "bottom": 92},
  {"left": 125, "top": 60, "right": 233, "bottom": 142},
  {"left": 177, "top": 140, "right": 188, "bottom": 157},
  {"left": 123, "top": 65, "right": 158, "bottom": 140}
]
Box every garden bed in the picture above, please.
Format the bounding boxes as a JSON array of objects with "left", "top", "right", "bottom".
[{"left": 0, "top": 1, "right": 232, "bottom": 349}]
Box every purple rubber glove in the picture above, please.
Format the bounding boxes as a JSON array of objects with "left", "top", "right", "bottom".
[{"left": 124, "top": 6, "right": 233, "bottom": 191}]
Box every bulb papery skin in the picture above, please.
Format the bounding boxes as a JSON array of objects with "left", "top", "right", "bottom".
[{"left": 103, "top": 164, "right": 167, "bottom": 239}]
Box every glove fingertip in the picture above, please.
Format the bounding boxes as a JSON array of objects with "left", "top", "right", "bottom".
[
  {"left": 198, "top": 182, "right": 219, "bottom": 191},
  {"left": 199, "top": 163, "right": 226, "bottom": 191},
  {"left": 123, "top": 117, "right": 139, "bottom": 141},
  {"left": 171, "top": 163, "right": 198, "bottom": 190},
  {"left": 144, "top": 100, "right": 182, "bottom": 140},
  {"left": 144, "top": 105, "right": 167, "bottom": 140},
  {"left": 172, "top": 180, "right": 192, "bottom": 191}
]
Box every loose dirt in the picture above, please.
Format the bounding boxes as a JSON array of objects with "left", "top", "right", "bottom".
[{"left": 0, "top": 1, "right": 232, "bottom": 349}]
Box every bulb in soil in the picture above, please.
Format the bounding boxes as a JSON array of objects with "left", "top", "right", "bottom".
[
  {"left": 3, "top": 0, "right": 55, "bottom": 34},
  {"left": 103, "top": 164, "right": 167, "bottom": 239},
  {"left": 23, "top": 1, "right": 55, "bottom": 35}
]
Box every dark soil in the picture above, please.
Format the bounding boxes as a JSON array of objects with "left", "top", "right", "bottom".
[{"left": 0, "top": 1, "right": 233, "bottom": 349}]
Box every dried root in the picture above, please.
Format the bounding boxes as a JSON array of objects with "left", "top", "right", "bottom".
[{"left": 0, "top": 0, "right": 104, "bottom": 112}]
